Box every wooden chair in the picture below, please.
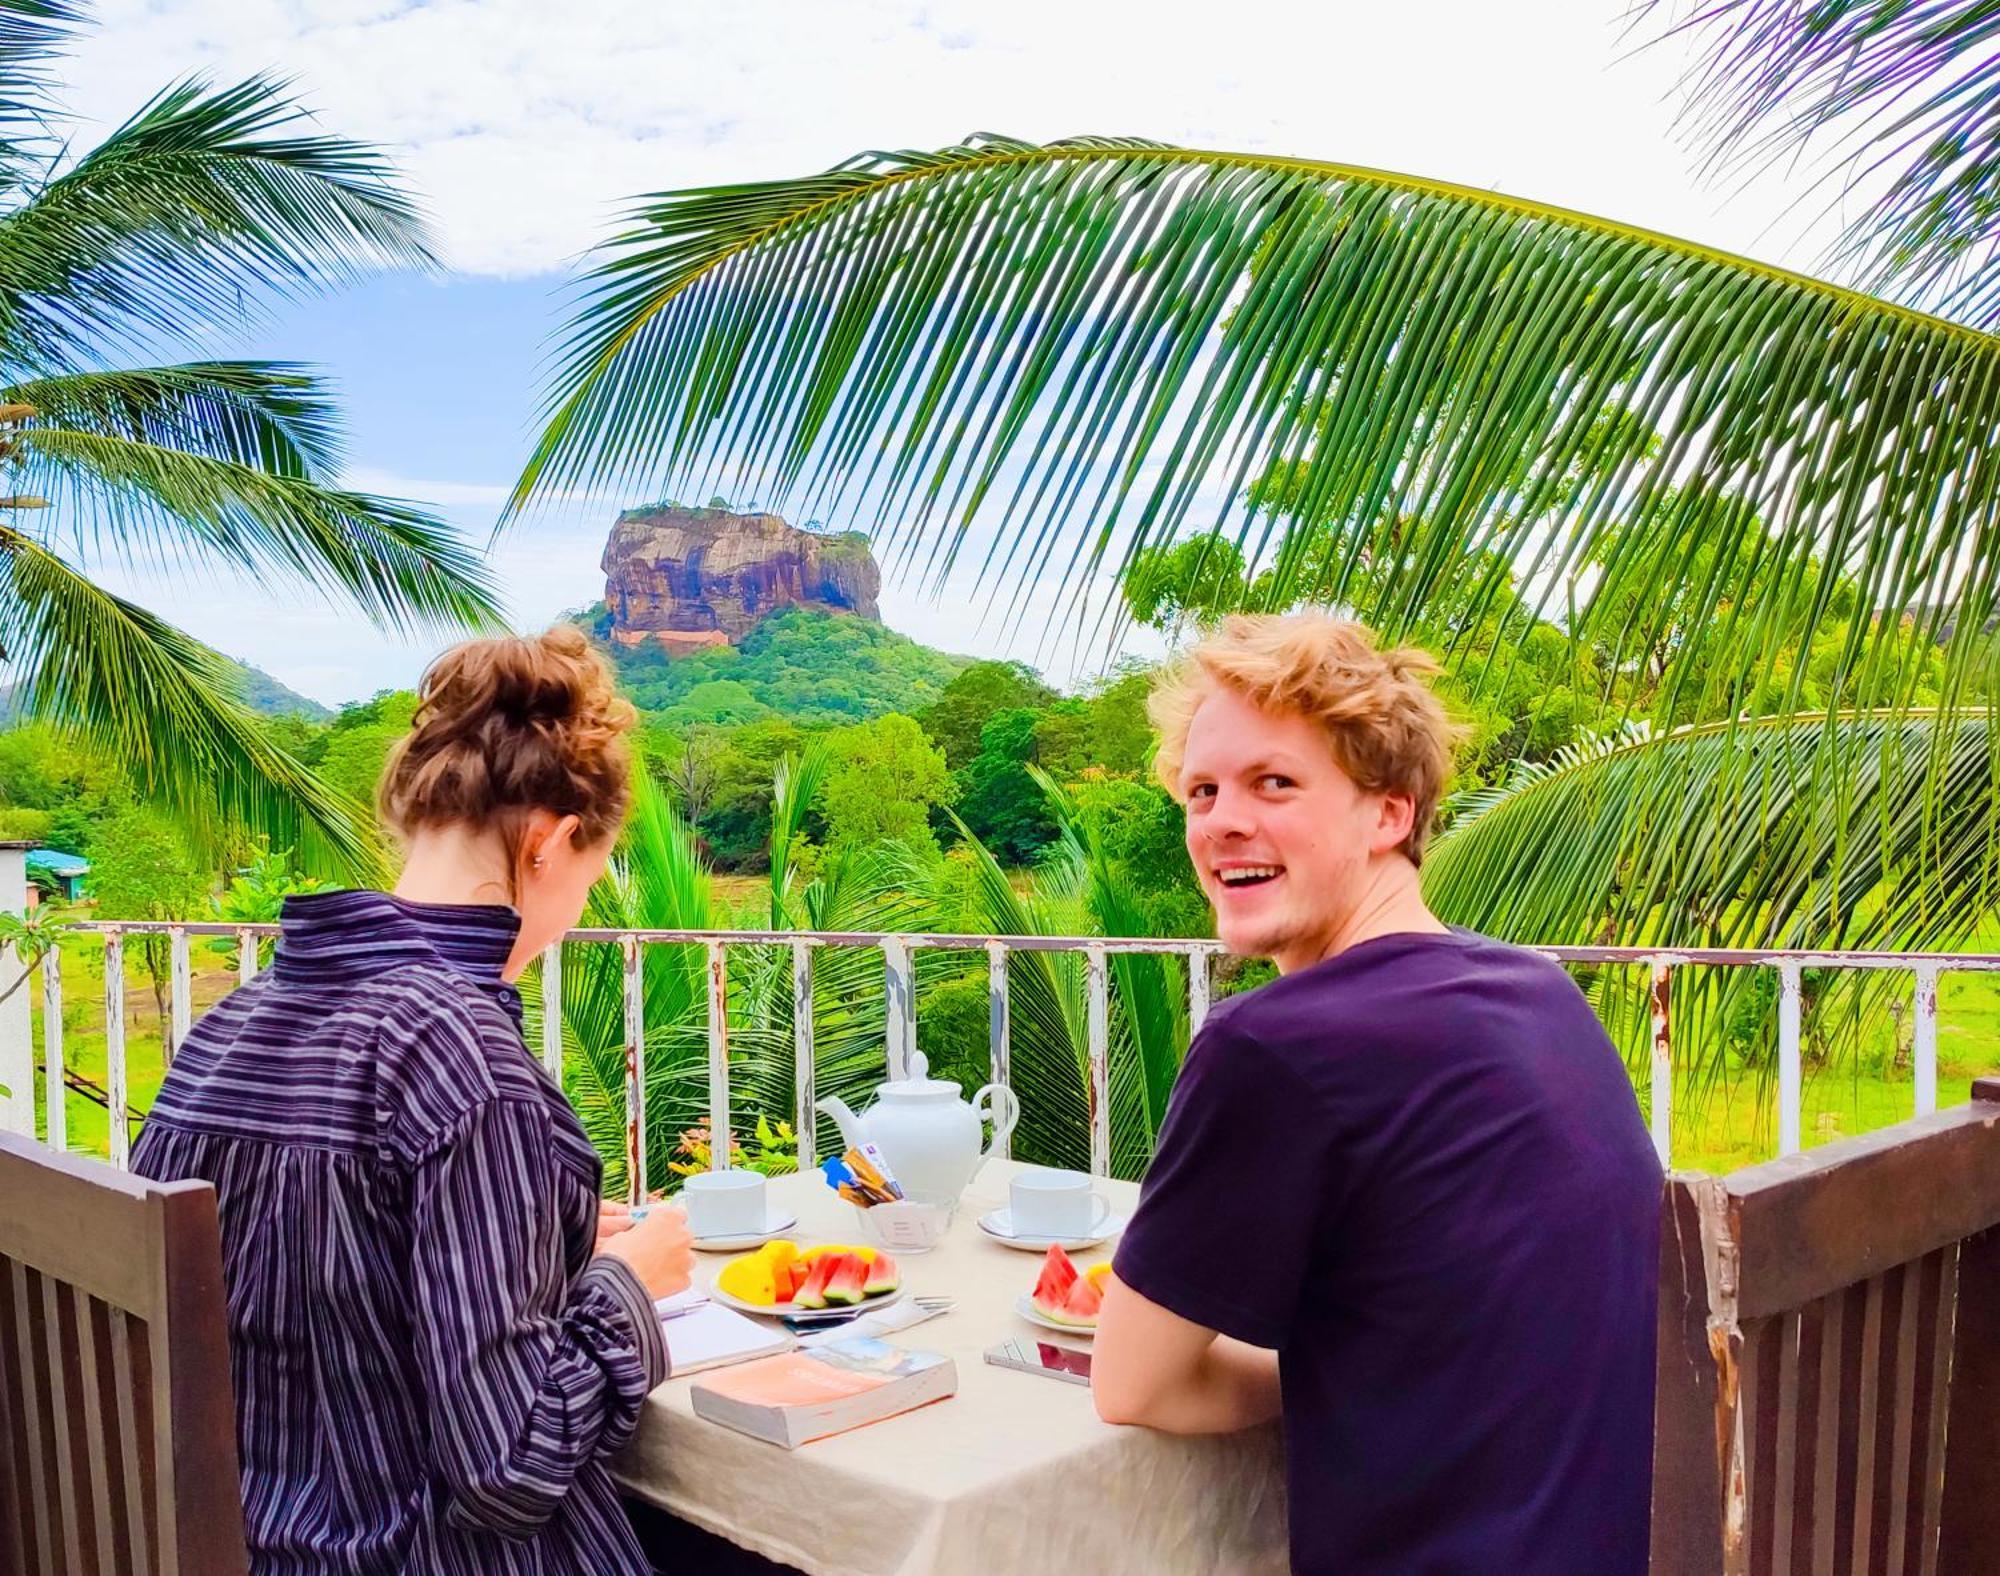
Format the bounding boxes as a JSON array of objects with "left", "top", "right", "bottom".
[
  {"left": 0, "top": 1130, "right": 246, "bottom": 1575},
  {"left": 1651, "top": 1077, "right": 2000, "bottom": 1575}
]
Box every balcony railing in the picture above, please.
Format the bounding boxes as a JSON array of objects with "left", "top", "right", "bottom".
[{"left": 20, "top": 922, "right": 2000, "bottom": 1186}]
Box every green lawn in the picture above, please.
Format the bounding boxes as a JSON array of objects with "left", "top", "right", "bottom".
[{"left": 29, "top": 927, "right": 2000, "bottom": 1176}]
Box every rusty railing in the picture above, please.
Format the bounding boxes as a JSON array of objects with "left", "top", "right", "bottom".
[{"left": 22, "top": 924, "right": 2000, "bottom": 1187}]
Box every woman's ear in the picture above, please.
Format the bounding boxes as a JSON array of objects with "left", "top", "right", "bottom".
[{"left": 523, "top": 812, "right": 584, "bottom": 873}]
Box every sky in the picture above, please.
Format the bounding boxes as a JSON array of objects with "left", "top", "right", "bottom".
[{"left": 57, "top": 0, "right": 1863, "bottom": 708}]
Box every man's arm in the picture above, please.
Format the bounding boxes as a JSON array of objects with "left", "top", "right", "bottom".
[{"left": 1092, "top": 1270, "right": 1280, "bottom": 1433}]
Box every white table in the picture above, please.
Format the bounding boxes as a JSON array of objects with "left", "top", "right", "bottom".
[{"left": 614, "top": 1160, "right": 1288, "bottom": 1576}]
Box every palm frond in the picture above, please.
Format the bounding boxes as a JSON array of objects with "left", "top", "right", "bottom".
[
  {"left": 0, "top": 0, "right": 78, "bottom": 185},
  {"left": 766, "top": 738, "right": 830, "bottom": 928},
  {"left": 512, "top": 135, "right": 2000, "bottom": 733},
  {"left": 0, "top": 73, "right": 435, "bottom": 366},
  {"left": 0, "top": 527, "right": 380, "bottom": 876},
  {"left": 1646, "top": 1, "right": 2000, "bottom": 324},
  {"left": 1427, "top": 706, "right": 2000, "bottom": 1104},
  {"left": 16, "top": 425, "right": 504, "bottom": 632},
  {"left": 1425, "top": 709, "right": 2000, "bottom": 954},
  {"left": 1035, "top": 766, "right": 1188, "bottom": 1154},
  {"left": 7, "top": 362, "right": 340, "bottom": 477},
  {"left": 552, "top": 772, "right": 719, "bottom": 1195}
]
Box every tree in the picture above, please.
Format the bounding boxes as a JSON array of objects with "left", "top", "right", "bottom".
[
  {"left": 0, "top": 1, "right": 500, "bottom": 877},
  {"left": 954, "top": 707, "right": 1059, "bottom": 864},
  {"left": 820, "top": 714, "right": 953, "bottom": 856},
  {"left": 86, "top": 802, "right": 211, "bottom": 1056},
  {"left": 917, "top": 659, "right": 1056, "bottom": 768},
  {"left": 315, "top": 692, "right": 417, "bottom": 811}
]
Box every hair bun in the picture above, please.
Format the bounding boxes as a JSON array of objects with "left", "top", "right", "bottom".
[
  {"left": 485, "top": 626, "right": 597, "bottom": 725},
  {"left": 378, "top": 625, "right": 636, "bottom": 849}
]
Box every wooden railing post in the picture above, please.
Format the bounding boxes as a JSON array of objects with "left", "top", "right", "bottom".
[
  {"left": 1651, "top": 1079, "right": 2000, "bottom": 1575},
  {"left": 1937, "top": 1078, "right": 2000, "bottom": 1568}
]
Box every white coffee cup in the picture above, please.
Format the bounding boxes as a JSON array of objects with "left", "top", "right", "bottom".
[
  {"left": 679, "top": 1168, "right": 767, "bottom": 1238},
  {"left": 1009, "top": 1168, "right": 1112, "bottom": 1240}
]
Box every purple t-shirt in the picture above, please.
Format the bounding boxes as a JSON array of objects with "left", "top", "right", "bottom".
[{"left": 1114, "top": 929, "right": 1662, "bottom": 1574}]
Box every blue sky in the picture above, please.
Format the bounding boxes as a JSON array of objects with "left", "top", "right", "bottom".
[{"left": 65, "top": 0, "right": 1857, "bottom": 707}]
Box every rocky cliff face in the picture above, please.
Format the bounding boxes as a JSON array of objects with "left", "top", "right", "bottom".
[{"left": 601, "top": 506, "right": 882, "bottom": 654}]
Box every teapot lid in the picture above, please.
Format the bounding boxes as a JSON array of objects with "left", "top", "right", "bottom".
[{"left": 880, "top": 1050, "right": 960, "bottom": 1097}]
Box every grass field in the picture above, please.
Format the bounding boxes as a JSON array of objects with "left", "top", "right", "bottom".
[{"left": 27, "top": 922, "right": 2000, "bottom": 1175}]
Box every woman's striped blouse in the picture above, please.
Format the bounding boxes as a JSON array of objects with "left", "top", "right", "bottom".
[{"left": 132, "top": 889, "right": 667, "bottom": 1574}]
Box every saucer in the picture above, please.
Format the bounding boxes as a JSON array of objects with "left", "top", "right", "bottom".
[
  {"left": 690, "top": 1208, "right": 799, "bottom": 1252},
  {"left": 978, "top": 1207, "right": 1125, "bottom": 1253}
]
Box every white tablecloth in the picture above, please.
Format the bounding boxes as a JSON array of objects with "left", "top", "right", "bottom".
[{"left": 614, "top": 1160, "right": 1289, "bottom": 1575}]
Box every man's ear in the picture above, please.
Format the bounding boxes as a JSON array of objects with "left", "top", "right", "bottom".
[{"left": 1374, "top": 791, "right": 1417, "bottom": 855}]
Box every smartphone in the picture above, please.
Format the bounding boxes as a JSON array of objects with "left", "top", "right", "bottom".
[{"left": 983, "top": 1338, "right": 1093, "bottom": 1386}]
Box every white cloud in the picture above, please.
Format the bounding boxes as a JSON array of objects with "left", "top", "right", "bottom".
[{"left": 68, "top": 0, "right": 1855, "bottom": 280}]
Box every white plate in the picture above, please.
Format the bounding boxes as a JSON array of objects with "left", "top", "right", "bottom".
[
  {"left": 978, "top": 1207, "right": 1125, "bottom": 1253},
  {"left": 709, "top": 1277, "right": 907, "bottom": 1320},
  {"left": 689, "top": 1209, "right": 799, "bottom": 1253},
  {"left": 1014, "top": 1292, "right": 1097, "bottom": 1338}
]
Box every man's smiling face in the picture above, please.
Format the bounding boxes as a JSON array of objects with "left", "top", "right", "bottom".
[{"left": 1177, "top": 685, "right": 1403, "bottom": 973}]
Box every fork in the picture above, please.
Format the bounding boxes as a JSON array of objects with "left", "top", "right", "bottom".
[{"left": 783, "top": 1295, "right": 954, "bottom": 1328}]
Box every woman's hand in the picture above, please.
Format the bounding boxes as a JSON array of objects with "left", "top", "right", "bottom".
[
  {"left": 601, "top": 1203, "right": 695, "bottom": 1301},
  {"left": 594, "top": 1190, "right": 668, "bottom": 1251},
  {"left": 594, "top": 1199, "right": 635, "bottom": 1252}
]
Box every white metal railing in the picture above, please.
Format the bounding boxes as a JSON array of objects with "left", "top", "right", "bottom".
[{"left": 23, "top": 923, "right": 2000, "bottom": 1185}]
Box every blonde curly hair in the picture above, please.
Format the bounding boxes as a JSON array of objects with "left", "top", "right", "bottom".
[{"left": 1149, "top": 613, "right": 1460, "bottom": 864}]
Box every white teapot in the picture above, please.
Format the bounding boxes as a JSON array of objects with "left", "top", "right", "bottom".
[{"left": 814, "top": 1052, "right": 1019, "bottom": 1204}]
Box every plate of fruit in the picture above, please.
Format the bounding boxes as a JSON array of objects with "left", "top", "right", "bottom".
[
  {"left": 711, "top": 1239, "right": 905, "bottom": 1317},
  {"left": 1016, "top": 1244, "right": 1111, "bottom": 1335}
]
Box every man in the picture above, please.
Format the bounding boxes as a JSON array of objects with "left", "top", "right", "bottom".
[{"left": 1093, "top": 614, "right": 1662, "bottom": 1574}]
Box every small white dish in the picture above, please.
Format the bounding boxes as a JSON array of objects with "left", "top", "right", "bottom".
[
  {"left": 710, "top": 1281, "right": 907, "bottom": 1320},
  {"left": 1014, "top": 1292, "right": 1096, "bottom": 1339},
  {"left": 689, "top": 1209, "right": 799, "bottom": 1253},
  {"left": 978, "top": 1207, "right": 1125, "bottom": 1252}
]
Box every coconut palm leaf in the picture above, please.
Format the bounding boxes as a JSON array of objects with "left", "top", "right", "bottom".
[
  {"left": 0, "top": 73, "right": 434, "bottom": 367},
  {"left": 14, "top": 426, "right": 501, "bottom": 630},
  {"left": 543, "top": 771, "right": 719, "bottom": 1197},
  {"left": 512, "top": 134, "right": 2000, "bottom": 741},
  {"left": 0, "top": 0, "right": 77, "bottom": 184},
  {"left": 936, "top": 820, "right": 1094, "bottom": 1172},
  {"left": 1035, "top": 766, "right": 1188, "bottom": 1149},
  {"left": 1647, "top": 0, "right": 2000, "bottom": 326},
  {"left": 0, "top": 527, "right": 379, "bottom": 872},
  {"left": 6, "top": 363, "right": 339, "bottom": 476},
  {"left": 1428, "top": 710, "right": 2000, "bottom": 950},
  {"left": 766, "top": 739, "right": 830, "bottom": 929},
  {"left": 0, "top": 18, "right": 491, "bottom": 870},
  {"left": 1425, "top": 708, "right": 2000, "bottom": 1094}
]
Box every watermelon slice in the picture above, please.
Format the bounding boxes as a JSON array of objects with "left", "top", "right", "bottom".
[
  {"left": 823, "top": 1251, "right": 869, "bottom": 1306},
  {"left": 1031, "top": 1244, "right": 1103, "bottom": 1327},
  {"left": 862, "top": 1251, "right": 899, "bottom": 1297},
  {"left": 793, "top": 1252, "right": 840, "bottom": 1310},
  {"left": 1032, "top": 1244, "right": 1079, "bottom": 1309}
]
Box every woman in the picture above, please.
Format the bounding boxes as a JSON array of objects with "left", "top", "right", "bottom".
[{"left": 133, "top": 628, "right": 694, "bottom": 1574}]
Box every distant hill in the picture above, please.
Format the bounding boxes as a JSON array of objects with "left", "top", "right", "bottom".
[
  {"left": 583, "top": 604, "right": 968, "bottom": 728},
  {"left": 0, "top": 655, "right": 330, "bottom": 726},
  {"left": 224, "top": 658, "right": 332, "bottom": 721}
]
